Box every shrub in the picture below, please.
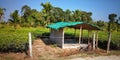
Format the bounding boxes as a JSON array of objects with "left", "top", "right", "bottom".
[{"left": 0, "top": 29, "right": 34, "bottom": 52}]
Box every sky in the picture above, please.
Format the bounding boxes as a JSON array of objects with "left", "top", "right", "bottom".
[{"left": 0, "top": 0, "right": 120, "bottom": 22}]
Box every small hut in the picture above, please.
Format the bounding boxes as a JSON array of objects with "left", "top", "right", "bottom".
[{"left": 47, "top": 22, "right": 100, "bottom": 49}]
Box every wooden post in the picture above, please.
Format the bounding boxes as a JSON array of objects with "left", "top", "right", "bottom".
[
  {"left": 29, "top": 32, "right": 32, "bottom": 58},
  {"left": 62, "top": 29, "right": 64, "bottom": 48},
  {"left": 95, "top": 31, "right": 98, "bottom": 49},
  {"left": 88, "top": 30, "right": 90, "bottom": 44},
  {"left": 81, "top": 28, "right": 83, "bottom": 43},
  {"left": 107, "top": 32, "right": 111, "bottom": 53},
  {"left": 79, "top": 26, "right": 82, "bottom": 44},
  {"left": 93, "top": 31, "right": 96, "bottom": 51}
]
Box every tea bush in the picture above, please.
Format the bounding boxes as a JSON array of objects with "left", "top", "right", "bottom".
[{"left": 0, "top": 28, "right": 34, "bottom": 52}]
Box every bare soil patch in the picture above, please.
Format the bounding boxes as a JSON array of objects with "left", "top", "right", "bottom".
[{"left": 71, "top": 55, "right": 120, "bottom": 60}]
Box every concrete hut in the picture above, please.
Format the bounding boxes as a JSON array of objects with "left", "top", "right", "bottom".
[{"left": 47, "top": 22, "right": 100, "bottom": 49}]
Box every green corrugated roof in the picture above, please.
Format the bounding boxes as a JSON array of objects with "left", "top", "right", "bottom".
[
  {"left": 47, "top": 22, "right": 84, "bottom": 30},
  {"left": 47, "top": 22, "right": 100, "bottom": 30}
]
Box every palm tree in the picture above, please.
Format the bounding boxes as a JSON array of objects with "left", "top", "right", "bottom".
[
  {"left": 41, "top": 2, "right": 53, "bottom": 25},
  {"left": 53, "top": 7, "right": 64, "bottom": 22},
  {"left": 116, "top": 17, "right": 120, "bottom": 32},
  {"left": 41, "top": 2, "right": 53, "bottom": 14},
  {"left": 21, "top": 5, "right": 31, "bottom": 22},
  {"left": 30, "top": 9, "right": 43, "bottom": 27},
  {"left": 0, "top": 8, "right": 6, "bottom": 22},
  {"left": 81, "top": 11, "right": 92, "bottom": 23},
  {"left": 9, "top": 10, "right": 20, "bottom": 29},
  {"left": 107, "top": 13, "right": 117, "bottom": 53},
  {"left": 86, "top": 12, "right": 92, "bottom": 23},
  {"left": 21, "top": 5, "right": 31, "bottom": 15},
  {"left": 65, "top": 9, "right": 71, "bottom": 22},
  {"left": 96, "top": 20, "right": 107, "bottom": 31},
  {"left": 21, "top": 5, "right": 34, "bottom": 27}
]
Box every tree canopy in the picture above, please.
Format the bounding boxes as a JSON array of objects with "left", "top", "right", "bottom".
[
  {"left": 0, "top": 2, "right": 119, "bottom": 32},
  {"left": 0, "top": 8, "right": 6, "bottom": 22}
]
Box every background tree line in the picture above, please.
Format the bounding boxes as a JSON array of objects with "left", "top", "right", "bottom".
[
  {"left": 0, "top": 2, "right": 120, "bottom": 32},
  {"left": 0, "top": 2, "right": 120, "bottom": 53}
]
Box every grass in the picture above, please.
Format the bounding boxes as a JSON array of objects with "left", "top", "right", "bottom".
[
  {"left": 0, "top": 26, "right": 49, "bottom": 52},
  {"left": 0, "top": 25, "right": 120, "bottom": 60},
  {"left": 64, "top": 28, "right": 120, "bottom": 49},
  {"left": 0, "top": 26, "right": 120, "bottom": 52}
]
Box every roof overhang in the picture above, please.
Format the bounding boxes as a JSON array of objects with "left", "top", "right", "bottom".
[{"left": 47, "top": 22, "right": 100, "bottom": 30}]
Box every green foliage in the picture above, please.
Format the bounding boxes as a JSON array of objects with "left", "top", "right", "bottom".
[
  {"left": 1, "top": 2, "right": 120, "bottom": 51},
  {"left": 41, "top": 2, "right": 53, "bottom": 25},
  {"left": 111, "top": 32, "right": 120, "bottom": 47},
  {"left": 50, "top": 7, "right": 65, "bottom": 23},
  {"left": 0, "top": 27, "right": 35, "bottom": 52},
  {"left": 0, "top": 26, "right": 120, "bottom": 52},
  {"left": 96, "top": 20, "right": 108, "bottom": 31},
  {"left": 8, "top": 10, "right": 21, "bottom": 29},
  {"left": 0, "top": 8, "right": 6, "bottom": 21},
  {"left": 108, "top": 13, "right": 117, "bottom": 32},
  {"left": 1, "top": 2, "right": 119, "bottom": 32},
  {"left": 72, "top": 10, "right": 92, "bottom": 22},
  {"left": 64, "top": 28, "right": 120, "bottom": 48},
  {"left": 6, "top": 2, "right": 93, "bottom": 27}
]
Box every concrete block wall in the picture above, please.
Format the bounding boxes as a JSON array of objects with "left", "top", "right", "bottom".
[{"left": 50, "top": 28, "right": 64, "bottom": 48}]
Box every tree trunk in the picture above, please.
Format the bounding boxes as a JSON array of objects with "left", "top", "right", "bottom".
[{"left": 107, "top": 32, "right": 111, "bottom": 53}]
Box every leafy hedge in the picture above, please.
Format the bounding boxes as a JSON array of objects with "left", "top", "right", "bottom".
[
  {"left": 0, "top": 27, "right": 49, "bottom": 52},
  {"left": 0, "top": 29, "right": 34, "bottom": 52},
  {"left": 0, "top": 27, "right": 119, "bottom": 52}
]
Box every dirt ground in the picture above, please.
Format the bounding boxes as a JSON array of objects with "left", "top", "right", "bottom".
[
  {"left": 71, "top": 55, "right": 120, "bottom": 60},
  {"left": 0, "top": 39, "right": 120, "bottom": 60},
  {"left": 0, "top": 39, "right": 63, "bottom": 60}
]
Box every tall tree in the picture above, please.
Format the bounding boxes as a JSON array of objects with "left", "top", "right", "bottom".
[
  {"left": 51, "top": 7, "right": 64, "bottom": 22},
  {"left": 0, "top": 8, "right": 6, "bottom": 22},
  {"left": 30, "top": 9, "right": 43, "bottom": 27},
  {"left": 96, "top": 20, "right": 107, "bottom": 31},
  {"left": 21, "top": 5, "right": 32, "bottom": 27},
  {"left": 64, "top": 9, "right": 71, "bottom": 22},
  {"left": 41, "top": 2, "right": 53, "bottom": 25},
  {"left": 81, "top": 11, "right": 92, "bottom": 22},
  {"left": 86, "top": 12, "right": 92, "bottom": 22},
  {"left": 73, "top": 10, "right": 81, "bottom": 22},
  {"left": 72, "top": 10, "right": 92, "bottom": 22},
  {"left": 107, "top": 13, "right": 117, "bottom": 53},
  {"left": 9, "top": 10, "right": 20, "bottom": 29},
  {"left": 21, "top": 5, "right": 43, "bottom": 27},
  {"left": 116, "top": 17, "right": 120, "bottom": 32}
]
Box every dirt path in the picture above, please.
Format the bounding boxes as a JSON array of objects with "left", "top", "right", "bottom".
[
  {"left": 71, "top": 55, "right": 120, "bottom": 60},
  {"left": 32, "top": 39, "right": 62, "bottom": 60}
]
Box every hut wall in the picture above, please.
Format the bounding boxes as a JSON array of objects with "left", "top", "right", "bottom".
[{"left": 50, "top": 28, "right": 64, "bottom": 47}]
